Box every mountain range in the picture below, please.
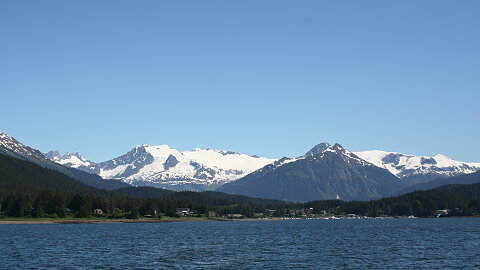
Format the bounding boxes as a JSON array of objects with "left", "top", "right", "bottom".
[
  {"left": 218, "top": 143, "right": 406, "bottom": 202},
  {"left": 218, "top": 143, "right": 480, "bottom": 202},
  {"left": 354, "top": 150, "right": 480, "bottom": 184},
  {"left": 2, "top": 131, "right": 479, "bottom": 201},
  {"left": 44, "top": 144, "right": 275, "bottom": 191},
  {"left": 45, "top": 142, "right": 480, "bottom": 192},
  {"left": 5, "top": 143, "right": 479, "bottom": 221}
]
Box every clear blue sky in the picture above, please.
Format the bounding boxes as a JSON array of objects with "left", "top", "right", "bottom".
[{"left": 1, "top": 1, "right": 479, "bottom": 162}]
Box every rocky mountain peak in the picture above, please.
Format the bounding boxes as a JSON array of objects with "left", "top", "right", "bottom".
[
  {"left": 0, "top": 132, "right": 48, "bottom": 161},
  {"left": 305, "top": 142, "right": 331, "bottom": 155}
]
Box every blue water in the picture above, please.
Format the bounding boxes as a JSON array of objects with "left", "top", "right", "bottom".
[{"left": 1, "top": 218, "right": 479, "bottom": 269}]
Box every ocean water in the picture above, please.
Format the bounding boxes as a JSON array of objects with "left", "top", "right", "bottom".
[{"left": 1, "top": 218, "right": 479, "bottom": 269}]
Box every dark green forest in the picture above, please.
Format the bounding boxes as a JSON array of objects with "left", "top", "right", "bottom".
[
  {"left": 303, "top": 188, "right": 480, "bottom": 217},
  {"left": 1, "top": 153, "right": 480, "bottom": 219}
]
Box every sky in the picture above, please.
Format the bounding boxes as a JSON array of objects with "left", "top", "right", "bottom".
[{"left": 0, "top": 1, "right": 479, "bottom": 162}]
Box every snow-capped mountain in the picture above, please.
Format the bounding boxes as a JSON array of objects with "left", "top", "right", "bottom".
[
  {"left": 45, "top": 145, "right": 276, "bottom": 191},
  {"left": 0, "top": 132, "right": 129, "bottom": 190},
  {"left": 354, "top": 150, "right": 480, "bottom": 184},
  {"left": 43, "top": 139, "right": 480, "bottom": 191},
  {"left": 43, "top": 151, "right": 100, "bottom": 174},
  {"left": 0, "top": 132, "right": 47, "bottom": 161},
  {"left": 218, "top": 143, "right": 405, "bottom": 202}
]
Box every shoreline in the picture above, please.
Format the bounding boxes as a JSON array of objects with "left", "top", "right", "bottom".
[
  {"left": 2, "top": 216, "right": 479, "bottom": 224},
  {"left": 0, "top": 217, "right": 232, "bottom": 225}
]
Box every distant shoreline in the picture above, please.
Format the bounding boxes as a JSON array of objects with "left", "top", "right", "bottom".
[
  {"left": 0, "top": 217, "right": 232, "bottom": 225},
  {"left": 1, "top": 216, "right": 479, "bottom": 224}
]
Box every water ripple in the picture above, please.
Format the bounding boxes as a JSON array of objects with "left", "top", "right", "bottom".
[{"left": 1, "top": 218, "right": 479, "bottom": 269}]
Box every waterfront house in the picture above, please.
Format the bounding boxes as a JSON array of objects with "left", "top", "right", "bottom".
[{"left": 176, "top": 208, "right": 191, "bottom": 216}]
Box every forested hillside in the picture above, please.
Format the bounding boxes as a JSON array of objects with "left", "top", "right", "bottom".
[
  {"left": 0, "top": 153, "right": 286, "bottom": 218},
  {"left": 0, "top": 153, "right": 101, "bottom": 194}
]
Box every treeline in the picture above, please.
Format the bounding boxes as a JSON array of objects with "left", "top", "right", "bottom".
[
  {"left": 0, "top": 188, "right": 287, "bottom": 219},
  {"left": 0, "top": 189, "right": 174, "bottom": 218},
  {"left": 302, "top": 190, "right": 480, "bottom": 217},
  {"left": 2, "top": 185, "right": 480, "bottom": 219}
]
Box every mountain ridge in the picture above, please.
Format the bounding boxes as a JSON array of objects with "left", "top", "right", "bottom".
[
  {"left": 0, "top": 132, "right": 129, "bottom": 190},
  {"left": 397, "top": 170, "right": 480, "bottom": 194},
  {"left": 354, "top": 150, "right": 480, "bottom": 184},
  {"left": 217, "top": 143, "right": 406, "bottom": 202}
]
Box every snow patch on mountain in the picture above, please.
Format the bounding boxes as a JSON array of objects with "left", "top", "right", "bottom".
[
  {"left": 44, "top": 151, "right": 94, "bottom": 168},
  {"left": 354, "top": 150, "right": 480, "bottom": 183}
]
